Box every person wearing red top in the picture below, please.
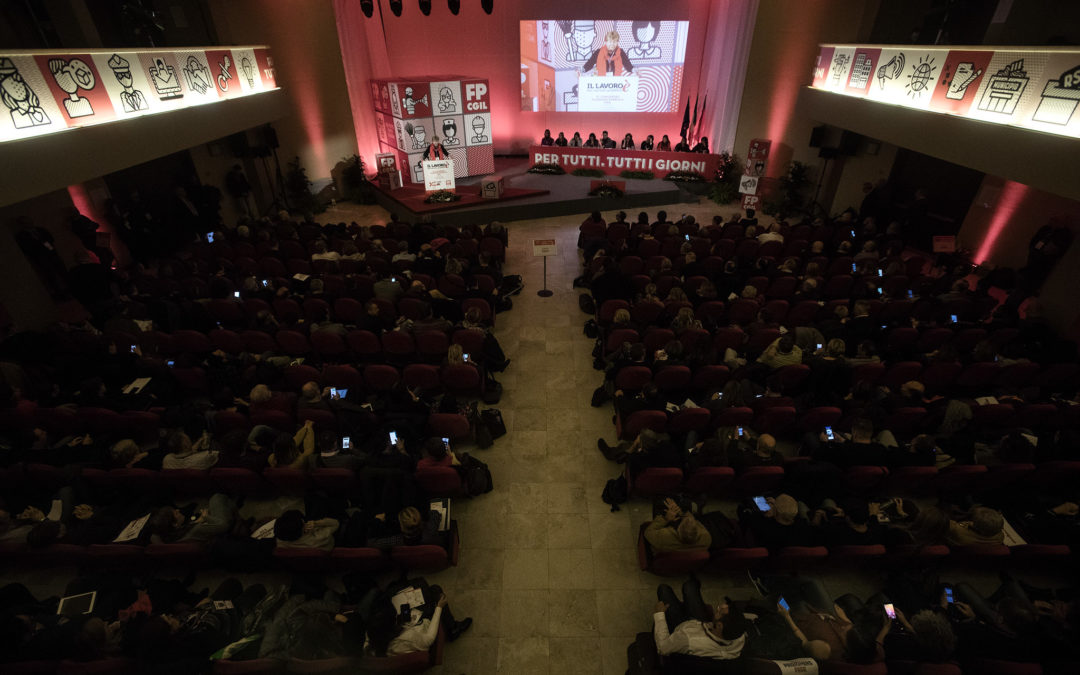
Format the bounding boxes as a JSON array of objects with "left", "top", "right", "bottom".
[
  {"left": 583, "top": 30, "right": 635, "bottom": 76},
  {"left": 416, "top": 437, "right": 459, "bottom": 470}
]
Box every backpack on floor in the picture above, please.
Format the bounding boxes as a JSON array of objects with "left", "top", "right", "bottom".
[
  {"left": 601, "top": 475, "right": 628, "bottom": 512},
  {"left": 578, "top": 293, "right": 596, "bottom": 314},
  {"left": 459, "top": 454, "right": 493, "bottom": 496},
  {"left": 583, "top": 319, "right": 599, "bottom": 339},
  {"left": 480, "top": 408, "right": 506, "bottom": 439},
  {"left": 626, "top": 632, "right": 660, "bottom": 675},
  {"left": 591, "top": 385, "right": 611, "bottom": 407}
]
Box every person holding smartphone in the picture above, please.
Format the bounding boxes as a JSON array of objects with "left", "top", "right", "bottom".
[
  {"left": 417, "top": 437, "right": 460, "bottom": 469},
  {"left": 739, "top": 493, "right": 819, "bottom": 551},
  {"left": 735, "top": 433, "right": 783, "bottom": 470},
  {"left": 362, "top": 580, "right": 472, "bottom": 655}
]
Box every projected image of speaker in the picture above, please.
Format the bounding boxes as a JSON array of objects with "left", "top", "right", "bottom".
[{"left": 519, "top": 18, "right": 691, "bottom": 113}]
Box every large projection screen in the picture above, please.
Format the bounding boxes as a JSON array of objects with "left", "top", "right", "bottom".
[{"left": 520, "top": 20, "right": 690, "bottom": 113}]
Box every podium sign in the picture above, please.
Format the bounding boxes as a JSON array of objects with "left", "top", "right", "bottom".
[
  {"left": 422, "top": 159, "right": 455, "bottom": 191},
  {"left": 578, "top": 75, "right": 639, "bottom": 112}
]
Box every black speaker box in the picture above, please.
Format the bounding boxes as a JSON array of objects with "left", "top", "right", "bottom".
[
  {"left": 809, "top": 125, "right": 828, "bottom": 148},
  {"left": 839, "top": 130, "right": 862, "bottom": 156}
]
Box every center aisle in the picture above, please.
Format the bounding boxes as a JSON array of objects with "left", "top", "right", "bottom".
[{"left": 423, "top": 214, "right": 655, "bottom": 674}]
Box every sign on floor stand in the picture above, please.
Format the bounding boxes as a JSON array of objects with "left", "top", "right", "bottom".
[{"left": 532, "top": 239, "right": 556, "bottom": 297}]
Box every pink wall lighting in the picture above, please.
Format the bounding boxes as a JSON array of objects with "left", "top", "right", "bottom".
[{"left": 974, "top": 179, "right": 1030, "bottom": 265}]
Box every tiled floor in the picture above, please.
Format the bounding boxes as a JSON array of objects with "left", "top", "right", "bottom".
[{"left": 418, "top": 200, "right": 760, "bottom": 674}]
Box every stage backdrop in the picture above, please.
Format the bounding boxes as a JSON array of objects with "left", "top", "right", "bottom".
[
  {"left": 333, "top": 0, "right": 757, "bottom": 163},
  {"left": 371, "top": 75, "right": 494, "bottom": 184}
]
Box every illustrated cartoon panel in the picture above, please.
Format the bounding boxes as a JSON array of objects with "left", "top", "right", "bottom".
[
  {"left": 400, "top": 117, "right": 434, "bottom": 152},
  {"left": 865, "top": 48, "right": 950, "bottom": 110},
  {"left": 396, "top": 82, "right": 432, "bottom": 119},
  {"left": 406, "top": 150, "right": 427, "bottom": 184},
  {"left": 0, "top": 54, "right": 65, "bottom": 140},
  {"left": 967, "top": 51, "right": 1050, "bottom": 125},
  {"left": 518, "top": 19, "right": 689, "bottom": 113},
  {"left": 1, "top": 46, "right": 277, "bottom": 144},
  {"left": 434, "top": 114, "right": 465, "bottom": 149},
  {"left": 229, "top": 48, "right": 264, "bottom": 95},
  {"left": 1022, "top": 53, "right": 1080, "bottom": 136},
  {"left": 463, "top": 112, "right": 491, "bottom": 147},
  {"left": 33, "top": 53, "right": 117, "bottom": 126},
  {"left": 429, "top": 80, "right": 463, "bottom": 115},
  {"left": 927, "top": 50, "right": 994, "bottom": 115}
]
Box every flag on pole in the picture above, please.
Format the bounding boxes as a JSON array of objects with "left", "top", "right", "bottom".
[
  {"left": 695, "top": 92, "right": 708, "bottom": 145},
  {"left": 679, "top": 97, "right": 691, "bottom": 141},
  {"left": 689, "top": 93, "right": 699, "bottom": 144}
]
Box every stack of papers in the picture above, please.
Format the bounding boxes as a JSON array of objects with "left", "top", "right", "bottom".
[
  {"left": 1002, "top": 518, "right": 1027, "bottom": 547},
  {"left": 429, "top": 498, "right": 450, "bottom": 532},
  {"left": 113, "top": 513, "right": 150, "bottom": 542},
  {"left": 251, "top": 519, "right": 277, "bottom": 539},
  {"left": 123, "top": 377, "right": 152, "bottom": 395},
  {"left": 391, "top": 587, "right": 425, "bottom": 612}
]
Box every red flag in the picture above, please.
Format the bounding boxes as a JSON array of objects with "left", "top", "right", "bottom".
[
  {"left": 695, "top": 92, "right": 708, "bottom": 144},
  {"left": 689, "top": 93, "right": 699, "bottom": 144},
  {"left": 679, "top": 97, "right": 690, "bottom": 141}
]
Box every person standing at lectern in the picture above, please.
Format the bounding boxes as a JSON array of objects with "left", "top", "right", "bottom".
[
  {"left": 540, "top": 129, "right": 555, "bottom": 146},
  {"left": 582, "top": 30, "right": 635, "bottom": 76},
  {"left": 423, "top": 135, "right": 449, "bottom": 161}
]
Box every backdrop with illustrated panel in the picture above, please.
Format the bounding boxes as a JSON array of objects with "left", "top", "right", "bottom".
[{"left": 371, "top": 75, "right": 493, "bottom": 184}]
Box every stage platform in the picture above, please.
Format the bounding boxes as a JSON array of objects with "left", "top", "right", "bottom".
[{"left": 369, "top": 157, "right": 696, "bottom": 226}]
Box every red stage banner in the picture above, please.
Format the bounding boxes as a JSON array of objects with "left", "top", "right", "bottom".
[{"left": 529, "top": 145, "right": 720, "bottom": 179}]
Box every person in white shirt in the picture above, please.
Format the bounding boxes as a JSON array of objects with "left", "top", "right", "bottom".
[
  {"left": 757, "top": 222, "right": 785, "bottom": 244},
  {"left": 364, "top": 583, "right": 472, "bottom": 656},
  {"left": 162, "top": 430, "right": 218, "bottom": 470},
  {"left": 653, "top": 578, "right": 748, "bottom": 660},
  {"left": 391, "top": 241, "right": 416, "bottom": 263},
  {"left": 310, "top": 240, "right": 341, "bottom": 262}
]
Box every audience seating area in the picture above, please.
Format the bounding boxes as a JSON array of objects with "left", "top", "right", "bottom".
[{"left": 577, "top": 210, "right": 1080, "bottom": 675}]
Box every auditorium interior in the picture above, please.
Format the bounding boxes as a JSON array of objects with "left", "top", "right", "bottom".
[{"left": 1, "top": 1, "right": 1080, "bottom": 674}]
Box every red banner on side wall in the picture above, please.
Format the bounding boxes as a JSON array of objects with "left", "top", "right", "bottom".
[{"left": 529, "top": 145, "right": 720, "bottom": 180}]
